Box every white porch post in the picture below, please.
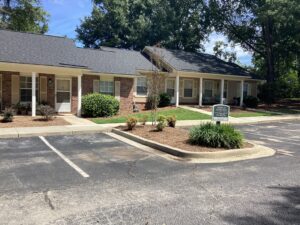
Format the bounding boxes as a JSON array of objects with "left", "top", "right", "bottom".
[
  {"left": 199, "top": 77, "right": 203, "bottom": 106},
  {"left": 240, "top": 80, "right": 244, "bottom": 107},
  {"left": 77, "top": 75, "right": 82, "bottom": 116},
  {"left": 220, "top": 79, "right": 224, "bottom": 104},
  {"left": 175, "top": 74, "right": 180, "bottom": 107},
  {"left": 31, "top": 72, "right": 36, "bottom": 117}
]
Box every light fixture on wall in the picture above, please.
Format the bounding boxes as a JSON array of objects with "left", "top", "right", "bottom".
[{"left": 48, "top": 78, "right": 53, "bottom": 88}]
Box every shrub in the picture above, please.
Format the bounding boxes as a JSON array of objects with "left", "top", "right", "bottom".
[
  {"left": 166, "top": 115, "right": 176, "bottom": 128},
  {"left": 146, "top": 95, "right": 160, "bottom": 110},
  {"left": 15, "top": 102, "right": 31, "bottom": 115},
  {"left": 158, "top": 93, "right": 171, "bottom": 107},
  {"left": 38, "top": 105, "right": 56, "bottom": 121},
  {"left": 244, "top": 96, "right": 258, "bottom": 108},
  {"left": 139, "top": 115, "right": 148, "bottom": 125},
  {"left": 189, "top": 123, "right": 243, "bottom": 149},
  {"left": 82, "top": 93, "right": 119, "bottom": 117},
  {"left": 2, "top": 107, "right": 14, "bottom": 123},
  {"left": 126, "top": 117, "right": 138, "bottom": 130},
  {"left": 156, "top": 115, "right": 167, "bottom": 131}
]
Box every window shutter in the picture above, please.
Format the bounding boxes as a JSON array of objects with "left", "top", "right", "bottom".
[
  {"left": 114, "top": 81, "right": 121, "bottom": 101},
  {"left": 40, "top": 76, "right": 47, "bottom": 103},
  {"left": 11, "top": 75, "right": 20, "bottom": 105},
  {"left": 93, "top": 80, "right": 100, "bottom": 93},
  {"left": 193, "top": 79, "right": 198, "bottom": 98},
  {"left": 179, "top": 80, "right": 184, "bottom": 97}
]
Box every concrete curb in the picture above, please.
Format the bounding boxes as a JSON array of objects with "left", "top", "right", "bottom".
[
  {"left": 112, "top": 128, "right": 276, "bottom": 163},
  {"left": 0, "top": 126, "right": 112, "bottom": 139}
]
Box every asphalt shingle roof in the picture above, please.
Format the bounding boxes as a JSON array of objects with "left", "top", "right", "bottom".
[
  {"left": 144, "top": 46, "right": 255, "bottom": 78},
  {"left": 0, "top": 30, "right": 155, "bottom": 75}
]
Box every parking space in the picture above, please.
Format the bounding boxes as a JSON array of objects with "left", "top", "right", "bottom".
[{"left": 0, "top": 133, "right": 155, "bottom": 193}]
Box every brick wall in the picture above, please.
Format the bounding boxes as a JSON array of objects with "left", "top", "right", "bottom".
[
  {"left": 1, "top": 71, "right": 19, "bottom": 109},
  {"left": 39, "top": 74, "right": 55, "bottom": 108},
  {"left": 115, "top": 77, "right": 134, "bottom": 113},
  {"left": 82, "top": 74, "right": 98, "bottom": 95},
  {"left": 72, "top": 77, "right": 78, "bottom": 114}
]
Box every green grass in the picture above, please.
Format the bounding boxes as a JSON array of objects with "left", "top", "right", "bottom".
[
  {"left": 92, "top": 108, "right": 211, "bottom": 124},
  {"left": 230, "top": 111, "right": 278, "bottom": 118}
]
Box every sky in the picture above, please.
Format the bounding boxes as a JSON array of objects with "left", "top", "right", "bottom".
[{"left": 43, "top": 0, "right": 252, "bottom": 65}]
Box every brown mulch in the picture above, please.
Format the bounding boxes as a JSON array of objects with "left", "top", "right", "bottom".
[
  {"left": 122, "top": 125, "right": 252, "bottom": 152},
  {"left": 0, "top": 116, "right": 70, "bottom": 128}
]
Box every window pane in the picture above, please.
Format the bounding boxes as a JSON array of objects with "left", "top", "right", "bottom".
[
  {"left": 184, "top": 89, "right": 193, "bottom": 97},
  {"left": 20, "top": 89, "right": 32, "bottom": 102},
  {"left": 184, "top": 80, "right": 193, "bottom": 89},
  {"left": 204, "top": 90, "right": 213, "bottom": 97},
  {"left": 167, "top": 89, "right": 174, "bottom": 97},
  {"left": 57, "top": 80, "right": 70, "bottom": 91},
  {"left": 57, "top": 92, "right": 70, "bottom": 103},
  {"left": 137, "top": 77, "right": 147, "bottom": 95},
  {"left": 100, "top": 81, "right": 114, "bottom": 95}
]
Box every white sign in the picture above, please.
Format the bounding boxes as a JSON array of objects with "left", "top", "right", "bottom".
[{"left": 212, "top": 104, "right": 230, "bottom": 122}]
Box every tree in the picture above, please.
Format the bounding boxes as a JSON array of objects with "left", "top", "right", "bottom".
[
  {"left": 0, "top": 0, "right": 48, "bottom": 33},
  {"left": 208, "top": 0, "right": 300, "bottom": 84},
  {"left": 213, "top": 41, "right": 237, "bottom": 63},
  {"left": 76, "top": 0, "right": 210, "bottom": 52}
]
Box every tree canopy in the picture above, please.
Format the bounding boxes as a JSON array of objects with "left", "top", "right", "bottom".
[
  {"left": 76, "top": 0, "right": 210, "bottom": 52},
  {"left": 0, "top": 0, "right": 48, "bottom": 33}
]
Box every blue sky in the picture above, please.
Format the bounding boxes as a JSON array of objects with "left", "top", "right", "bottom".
[{"left": 43, "top": 0, "right": 252, "bottom": 65}]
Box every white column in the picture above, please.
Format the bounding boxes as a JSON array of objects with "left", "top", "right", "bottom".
[
  {"left": 32, "top": 72, "right": 36, "bottom": 117},
  {"left": 77, "top": 75, "right": 82, "bottom": 116},
  {"left": 220, "top": 79, "right": 224, "bottom": 104},
  {"left": 199, "top": 77, "right": 203, "bottom": 106},
  {"left": 175, "top": 74, "right": 180, "bottom": 107},
  {"left": 240, "top": 80, "right": 244, "bottom": 107}
]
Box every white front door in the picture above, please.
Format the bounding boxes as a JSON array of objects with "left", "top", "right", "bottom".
[
  {"left": 56, "top": 78, "right": 71, "bottom": 113},
  {"left": 166, "top": 78, "right": 176, "bottom": 104}
]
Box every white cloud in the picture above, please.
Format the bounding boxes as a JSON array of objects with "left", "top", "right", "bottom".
[{"left": 203, "top": 32, "right": 253, "bottom": 65}]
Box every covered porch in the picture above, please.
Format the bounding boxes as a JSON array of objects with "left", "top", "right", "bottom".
[{"left": 165, "top": 73, "right": 258, "bottom": 107}]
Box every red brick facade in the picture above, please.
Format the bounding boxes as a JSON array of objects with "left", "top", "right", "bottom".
[
  {"left": 115, "top": 77, "right": 134, "bottom": 113},
  {"left": 39, "top": 74, "right": 55, "bottom": 108},
  {"left": 1, "top": 71, "right": 20, "bottom": 109},
  {"left": 72, "top": 77, "right": 78, "bottom": 114},
  {"left": 82, "top": 74, "right": 98, "bottom": 95}
]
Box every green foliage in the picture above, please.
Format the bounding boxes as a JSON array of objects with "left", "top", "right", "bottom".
[
  {"left": 139, "top": 115, "right": 148, "bottom": 125},
  {"left": 166, "top": 115, "right": 176, "bottom": 128},
  {"left": 146, "top": 95, "right": 160, "bottom": 110},
  {"left": 14, "top": 102, "right": 31, "bottom": 115},
  {"left": 2, "top": 107, "right": 14, "bottom": 123},
  {"left": 244, "top": 96, "right": 258, "bottom": 108},
  {"left": 76, "top": 0, "right": 210, "bottom": 51},
  {"left": 0, "top": 0, "right": 49, "bottom": 33},
  {"left": 189, "top": 123, "right": 243, "bottom": 149},
  {"left": 158, "top": 93, "right": 171, "bottom": 107},
  {"left": 37, "top": 105, "right": 55, "bottom": 121},
  {"left": 82, "top": 93, "right": 119, "bottom": 117},
  {"left": 126, "top": 117, "right": 138, "bottom": 130},
  {"left": 156, "top": 115, "right": 167, "bottom": 131}
]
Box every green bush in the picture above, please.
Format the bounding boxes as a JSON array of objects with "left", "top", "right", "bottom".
[
  {"left": 38, "top": 105, "right": 56, "bottom": 121},
  {"left": 166, "top": 115, "right": 176, "bottom": 127},
  {"left": 156, "top": 115, "right": 167, "bottom": 131},
  {"left": 146, "top": 95, "right": 160, "bottom": 110},
  {"left": 126, "top": 117, "right": 138, "bottom": 130},
  {"left": 244, "top": 96, "right": 258, "bottom": 108},
  {"left": 2, "top": 107, "right": 14, "bottom": 123},
  {"left": 158, "top": 93, "right": 171, "bottom": 107},
  {"left": 189, "top": 123, "right": 243, "bottom": 149},
  {"left": 82, "top": 93, "right": 119, "bottom": 117},
  {"left": 139, "top": 115, "right": 148, "bottom": 125}
]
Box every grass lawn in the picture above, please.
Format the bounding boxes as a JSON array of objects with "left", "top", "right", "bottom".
[
  {"left": 230, "top": 111, "right": 278, "bottom": 118},
  {"left": 92, "top": 108, "right": 211, "bottom": 124}
]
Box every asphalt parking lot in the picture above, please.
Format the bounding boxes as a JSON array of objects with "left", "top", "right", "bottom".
[{"left": 0, "top": 121, "right": 299, "bottom": 225}]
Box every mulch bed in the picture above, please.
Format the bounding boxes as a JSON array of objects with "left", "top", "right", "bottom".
[
  {"left": 0, "top": 116, "right": 70, "bottom": 128},
  {"left": 121, "top": 125, "right": 252, "bottom": 152}
]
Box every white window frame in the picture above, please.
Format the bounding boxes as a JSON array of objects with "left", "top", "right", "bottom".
[
  {"left": 100, "top": 79, "right": 114, "bottom": 96},
  {"left": 20, "top": 75, "right": 39, "bottom": 104},
  {"left": 204, "top": 80, "right": 213, "bottom": 98},
  {"left": 136, "top": 77, "right": 148, "bottom": 96},
  {"left": 243, "top": 82, "right": 251, "bottom": 97},
  {"left": 165, "top": 78, "right": 175, "bottom": 97},
  {"left": 183, "top": 79, "right": 194, "bottom": 98}
]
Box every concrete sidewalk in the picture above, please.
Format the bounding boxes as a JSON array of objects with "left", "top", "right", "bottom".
[{"left": 0, "top": 114, "right": 299, "bottom": 138}]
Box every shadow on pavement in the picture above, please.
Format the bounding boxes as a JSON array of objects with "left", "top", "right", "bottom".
[{"left": 222, "top": 186, "right": 300, "bottom": 225}]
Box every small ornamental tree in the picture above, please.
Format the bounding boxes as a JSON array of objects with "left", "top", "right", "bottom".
[{"left": 148, "top": 45, "right": 167, "bottom": 125}]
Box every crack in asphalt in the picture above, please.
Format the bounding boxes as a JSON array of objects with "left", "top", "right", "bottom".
[{"left": 43, "top": 190, "right": 55, "bottom": 210}]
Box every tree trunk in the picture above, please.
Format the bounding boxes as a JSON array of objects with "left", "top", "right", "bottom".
[{"left": 263, "top": 16, "right": 276, "bottom": 83}]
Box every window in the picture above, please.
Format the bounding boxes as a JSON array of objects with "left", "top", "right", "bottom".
[
  {"left": 243, "top": 83, "right": 250, "bottom": 97},
  {"left": 184, "top": 80, "right": 193, "bottom": 97},
  {"left": 204, "top": 80, "right": 213, "bottom": 97},
  {"left": 166, "top": 79, "right": 175, "bottom": 97},
  {"left": 137, "top": 77, "right": 147, "bottom": 96},
  {"left": 100, "top": 80, "right": 114, "bottom": 95},
  {"left": 20, "top": 76, "right": 38, "bottom": 103}
]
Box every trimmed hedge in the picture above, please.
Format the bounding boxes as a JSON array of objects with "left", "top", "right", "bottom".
[
  {"left": 244, "top": 96, "right": 258, "bottom": 108},
  {"left": 189, "top": 123, "right": 243, "bottom": 149},
  {"left": 82, "top": 93, "right": 119, "bottom": 117},
  {"left": 159, "top": 93, "right": 171, "bottom": 107}
]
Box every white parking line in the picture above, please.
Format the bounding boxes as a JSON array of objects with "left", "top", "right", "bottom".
[{"left": 39, "top": 136, "right": 90, "bottom": 178}]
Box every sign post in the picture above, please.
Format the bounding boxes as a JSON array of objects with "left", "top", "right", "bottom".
[{"left": 212, "top": 104, "right": 230, "bottom": 125}]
